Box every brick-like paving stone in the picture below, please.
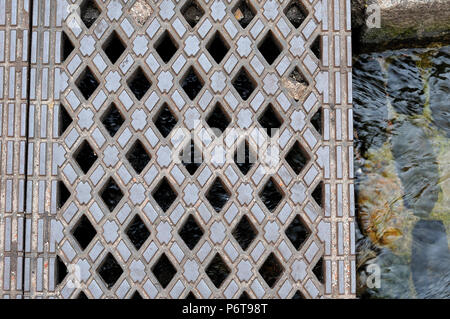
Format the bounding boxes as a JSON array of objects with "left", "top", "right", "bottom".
[{"left": 0, "top": 0, "right": 355, "bottom": 298}]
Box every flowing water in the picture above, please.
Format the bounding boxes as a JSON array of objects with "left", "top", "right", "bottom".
[{"left": 354, "top": 45, "right": 450, "bottom": 298}]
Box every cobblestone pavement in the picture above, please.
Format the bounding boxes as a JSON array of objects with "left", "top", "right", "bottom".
[{"left": 0, "top": 0, "right": 355, "bottom": 298}]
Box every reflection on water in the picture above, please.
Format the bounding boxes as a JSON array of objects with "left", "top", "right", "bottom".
[{"left": 354, "top": 46, "right": 450, "bottom": 298}]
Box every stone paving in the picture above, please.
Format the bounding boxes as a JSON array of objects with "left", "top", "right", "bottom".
[{"left": 0, "top": 0, "right": 355, "bottom": 298}]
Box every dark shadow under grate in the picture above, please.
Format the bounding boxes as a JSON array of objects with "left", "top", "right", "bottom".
[
  {"left": 131, "top": 291, "right": 143, "bottom": 299},
  {"left": 61, "top": 31, "right": 74, "bottom": 62},
  {"left": 178, "top": 214, "right": 204, "bottom": 250},
  {"left": 76, "top": 67, "right": 99, "bottom": 100},
  {"left": 206, "top": 253, "right": 230, "bottom": 288},
  {"left": 74, "top": 140, "right": 98, "bottom": 174},
  {"left": 292, "top": 290, "right": 305, "bottom": 299},
  {"left": 258, "top": 104, "right": 283, "bottom": 137},
  {"left": 97, "top": 253, "right": 123, "bottom": 289},
  {"left": 181, "top": 0, "right": 205, "bottom": 28},
  {"left": 233, "top": 0, "right": 256, "bottom": 29},
  {"left": 285, "top": 215, "right": 310, "bottom": 250},
  {"left": 126, "top": 139, "right": 151, "bottom": 174},
  {"left": 234, "top": 140, "right": 255, "bottom": 175},
  {"left": 152, "top": 253, "right": 177, "bottom": 288},
  {"left": 312, "top": 181, "right": 324, "bottom": 208},
  {"left": 206, "top": 103, "right": 230, "bottom": 136},
  {"left": 72, "top": 214, "right": 97, "bottom": 250},
  {"left": 232, "top": 68, "right": 255, "bottom": 101},
  {"left": 207, "top": 31, "right": 230, "bottom": 64},
  {"left": 80, "top": 0, "right": 101, "bottom": 29},
  {"left": 101, "top": 103, "right": 124, "bottom": 137},
  {"left": 152, "top": 177, "right": 177, "bottom": 212},
  {"left": 155, "top": 31, "right": 178, "bottom": 63},
  {"left": 154, "top": 103, "right": 178, "bottom": 138},
  {"left": 102, "top": 31, "right": 126, "bottom": 64},
  {"left": 55, "top": 255, "right": 68, "bottom": 286},
  {"left": 57, "top": 181, "right": 70, "bottom": 209},
  {"left": 311, "top": 107, "right": 322, "bottom": 135},
  {"left": 258, "top": 31, "right": 282, "bottom": 65},
  {"left": 232, "top": 215, "right": 257, "bottom": 251},
  {"left": 259, "top": 253, "right": 284, "bottom": 288},
  {"left": 181, "top": 139, "right": 202, "bottom": 176},
  {"left": 284, "top": 0, "right": 308, "bottom": 29},
  {"left": 58, "top": 104, "right": 73, "bottom": 136},
  {"left": 127, "top": 67, "right": 151, "bottom": 101},
  {"left": 100, "top": 178, "right": 124, "bottom": 212},
  {"left": 285, "top": 141, "right": 309, "bottom": 175},
  {"left": 311, "top": 36, "right": 321, "bottom": 61},
  {"left": 206, "top": 178, "right": 230, "bottom": 213},
  {"left": 259, "top": 178, "right": 283, "bottom": 212},
  {"left": 181, "top": 66, "right": 204, "bottom": 100},
  {"left": 313, "top": 257, "right": 324, "bottom": 283},
  {"left": 126, "top": 214, "right": 150, "bottom": 250}
]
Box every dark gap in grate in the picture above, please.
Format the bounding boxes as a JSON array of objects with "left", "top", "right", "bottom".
[
  {"left": 155, "top": 31, "right": 178, "bottom": 63},
  {"left": 311, "top": 107, "right": 322, "bottom": 135},
  {"left": 185, "top": 291, "right": 197, "bottom": 299},
  {"left": 61, "top": 31, "right": 74, "bottom": 62},
  {"left": 206, "top": 178, "right": 230, "bottom": 213},
  {"left": 290, "top": 67, "right": 309, "bottom": 85},
  {"left": 154, "top": 103, "right": 178, "bottom": 138},
  {"left": 126, "top": 139, "right": 151, "bottom": 174},
  {"left": 178, "top": 214, "right": 204, "bottom": 250},
  {"left": 285, "top": 141, "right": 309, "bottom": 175},
  {"left": 258, "top": 103, "right": 282, "bottom": 137},
  {"left": 313, "top": 257, "right": 324, "bottom": 283},
  {"left": 259, "top": 178, "right": 283, "bottom": 212},
  {"left": 74, "top": 140, "right": 98, "bottom": 174},
  {"left": 232, "top": 67, "right": 255, "bottom": 101},
  {"left": 80, "top": 0, "right": 101, "bottom": 29},
  {"left": 206, "top": 31, "right": 230, "bottom": 64},
  {"left": 239, "top": 291, "right": 251, "bottom": 299},
  {"left": 206, "top": 103, "right": 230, "bottom": 136},
  {"left": 152, "top": 177, "right": 177, "bottom": 212},
  {"left": 102, "top": 31, "right": 126, "bottom": 64},
  {"left": 285, "top": 215, "right": 310, "bottom": 250},
  {"left": 206, "top": 253, "right": 230, "bottom": 288},
  {"left": 292, "top": 290, "right": 305, "bottom": 299},
  {"left": 232, "top": 0, "right": 256, "bottom": 29},
  {"left": 312, "top": 181, "right": 324, "bottom": 208},
  {"left": 126, "top": 214, "right": 151, "bottom": 250},
  {"left": 181, "top": 66, "right": 204, "bottom": 100},
  {"left": 97, "top": 253, "right": 123, "bottom": 289},
  {"left": 152, "top": 253, "right": 177, "bottom": 288},
  {"left": 232, "top": 215, "right": 257, "bottom": 251},
  {"left": 127, "top": 67, "right": 151, "bottom": 101},
  {"left": 76, "top": 67, "right": 99, "bottom": 100},
  {"left": 101, "top": 103, "right": 124, "bottom": 137},
  {"left": 181, "top": 139, "right": 202, "bottom": 175},
  {"left": 131, "top": 291, "right": 143, "bottom": 299},
  {"left": 259, "top": 253, "right": 284, "bottom": 288},
  {"left": 72, "top": 214, "right": 97, "bottom": 250},
  {"left": 100, "top": 178, "right": 124, "bottom": 212},
  {"left": 234, "top": 139, "right": 254, "bottom": 175},
  {"left": 181, "top": 0, "right": 205, "bottom": 28},
  {"left": 258, "top": 31, "right": 282, "bottom": 65},
  {"left": 284, "top": 0, "right": 308, "bottom": 29},
  {"left": 55, "top": 255, "right": 68, "bottom": 286},
  {"left": 311, "top": 36, "right": 321, "bottom": 61},
  {"left": 57, "top": 181, "right": 70, "bottom": 209},
  {"left": 76, "top": 291, "right": 88, "bottom": 299},
  {"left": 58, "top": 104, "right": 73, "bottom": 136}
]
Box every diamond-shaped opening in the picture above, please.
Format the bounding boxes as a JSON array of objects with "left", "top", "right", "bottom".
[
  {"left": 284, "top": 0, "right": 308, "bottom": 29},
  {"left": 102, "top": 31, "right": 126, "bottom": 64},
  {"left": 71, "top": 214, "right": 97, "bottom": 250},
  {"left": 311, "top": 35, "right": 321, "bottom": 61},
  {"left": 181, "top": 66, "right": 204, "bottom": 100},
  {"left": 74, "top": 140, "right": 98, "bottom": 174},
  {"left": 76, "top": 67, "right": 99, "bottom": 100},
  {"left": 180, "top": 139, "right": 202, "bottom": 176},
  {"left": 152, "top": 177, "right": 177, "bottom": 212},
  {"left": 258, "top": 31, "right": 282, "bottom": 65},
  {"left": 154, "top": 103, "right": 178, "bottom": 138},
  {"left": 285, "top": 141, "right": 310, "bottom": 175},
  {"left": 232, "top": 215, "right": 257, "bottom": 251},
  {"left": 313, "top": 256, "right": 324, "bottom": 283},
  {"left": 97, "top": 253, "right": 123, "bottom": 289},
  {"left": 234, "top": 139, "right": 255, "bottom": 176},
  {"left": 57, "top": 181, "right": 70, "bottom": 209},
  {"left": 80, "top": 0, "right": 101, "bottom": 29},
  {"left": 206, "top": 253, "right": 230, "bottom": 288},
  {"left": 100, "top": 178, "right": 124, "bottom": 212},
  {"left": 101, "top": 103, "right": 124, "bottom": 137},
  {"left": 290, "top": 66, "right": 309, "bottom": 86},
  {"left": 131, "top": 291, "right": 143, "bottom": 299},
  {"left": 185, "top": 291, "right": 197, "bottom": 299},
  {"left": 181, "top": 0, "right": 205, "bottom": 28},
  {"left": 126, "top": 214, "right": 150, "bottom": 250},
  {"left": 178, "top": 214, "right": 204, "bottom": 250},
  {"left": 259, "top": 177, "right": 284, "bottom": 212},
  {"left": 58, "top": 104, "right": 73, "bottom": 136},
  {"left": 55, "top": 255, "right": 68, "bottom": 286},
  {"left": 258, "top": 103, "right": 283, "bottom": 137},
  {"left": 311, "top": 107, "right": 322, "bottom": 135},
  {"left": 126, "top": 139, "right": 151, "bottom": 174},
  {"left": 239, "top": 291, "right": 251, "bottom": 299},
  {"left": 285, "top": 215, "right": 311, "bottom": 250},
  {"left": 61, "top": 31, "right": 74, "bottom": 62},
  {"left": 76, "top": 291, "right": 88, "bottom": 299},
  {"left": 259, "top": 253, "right": 284, "bottom": 288},
  {"left": 232, "top": 67, "right": 256, "bottom": 101},
  {"left": 292, "top": 290, "right": 305, "bottom": 299},
  {"left": 206, "top": 177, "right": 230, "bottom": 213},
  {"left": 312, "top": 181, "right": 323, "bottom": 208},
  {"left": 206, "top": 31, "right": 230, "bottom": 64},
  {"left": 152, "top": 253, "right": 177, "bottom": 288},
  {"left": 155, "top": 31, "right": 178, "bottom": 63},
  {"left": 206, "top": 103, "right": 230, "bottom": 136},
  {"left": 232, "top": 0, "right": 256, "bottom": 29},
  {"left": 127, "top": 67, "right": 151, "bottom": 101}
]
